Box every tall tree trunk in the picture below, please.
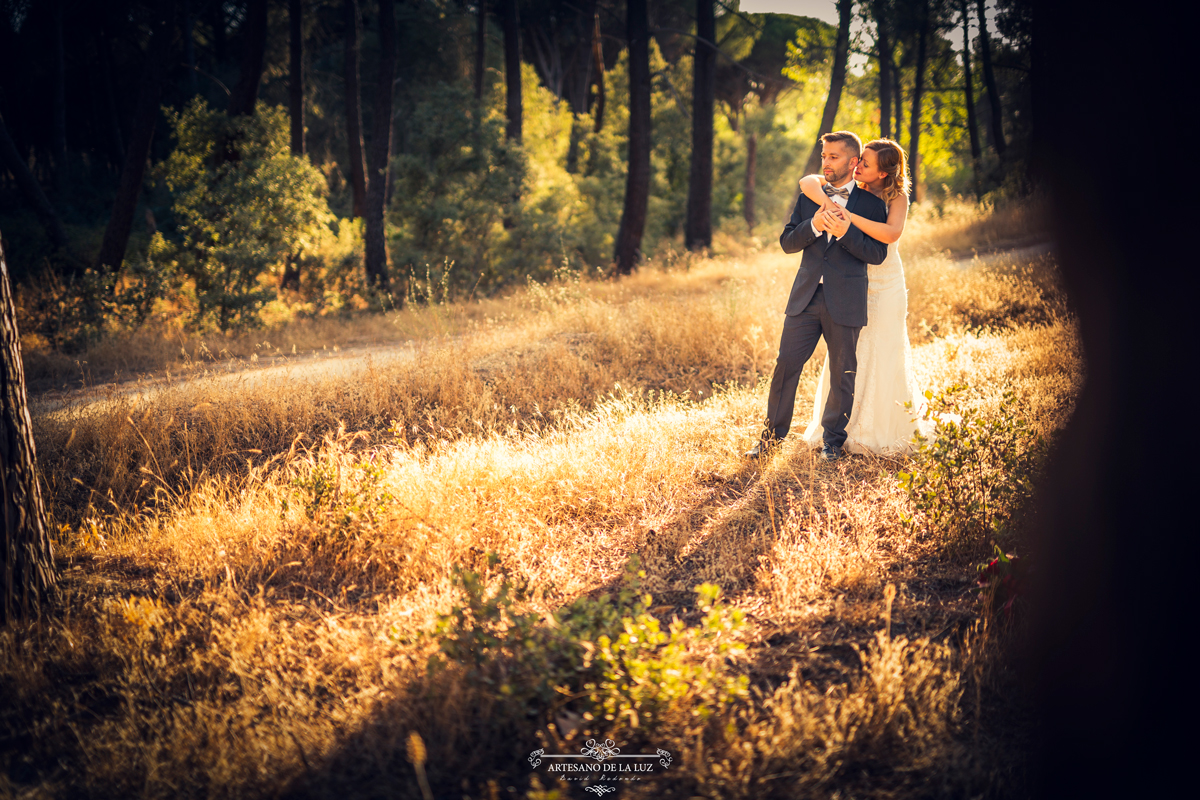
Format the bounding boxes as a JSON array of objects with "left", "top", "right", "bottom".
[
  {"left": 184, "top": 0, "right": 198, "bottom": 95},
  {"left": 503, "top": 0, "right": 522, "bottom": 142},
  {"left": 874, "top": 1, "right": 892, "bottom": 139},
  {"left": 99, "top": 32, "right": 125, "bottom": 168},
  {"left": 474, "top": 0, "right": 487, "bottom": 102},
  {"left": 591, "top": 11, "right": 605, "bottom": 133},
  {"left": 961, "top": 0, "right": 982, "bottom": 198},
  {"left": 364, "top": 0, "right": 396, "bottom": 292},
  {"left": 96, "top": 1, "right": 176, "bottom": 276},
  {"left": 802, "top": 0, "right": 853, "bottom": 176},
  {"left": 975, "top": 0, "right": 1006, "bottom": 156},
  {"left": 0, "top": 113, "right": 68, "bottom": 251},
  {"left": 684, "top": 0, "right": 715, "bottom": 251},
  {"left": 289, "top": 0, "right": 305, "bottom": 156},
  {"left": 210, "top": 1, "right": 226, "bottom": 62},
  {"left": 907, "top": 4, "right": 928, "bottom": 204},
  {"left": 893, "top": 47, "right": 904, "bottom": 148},
  {"left": 0, "top": 236, "right": 57, "bottom": 627},
  {"left": 51, "top": 0, "right": 68, "bottom": 191},
  {"left": 613, "top": 0, "right": 649, "bottom": 275},
  {"left": 344, "top": 0, "right": 368, "bottom": 219},
  {"left": 743, "top": 131, "right": 756, "bottom": 234},
  {"left": 228, "top": 0, "right": 269, "bottom": 118}
]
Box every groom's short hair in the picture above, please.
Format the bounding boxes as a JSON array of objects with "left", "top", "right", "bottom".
[{"left": 820, "top": 131, "right": 863, "bottom": 158}]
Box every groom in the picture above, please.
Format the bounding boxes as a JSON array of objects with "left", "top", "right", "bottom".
[{"left": 747, "top": 131, "right": 889, "bottom": 461}]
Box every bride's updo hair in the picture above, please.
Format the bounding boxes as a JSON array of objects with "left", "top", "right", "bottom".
[{"left": 864, "top": 139, "right": 910, "bottom": 204}]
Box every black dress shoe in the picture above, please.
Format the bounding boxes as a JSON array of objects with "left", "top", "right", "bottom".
[
  {"left": 745, "top": 438, "right": 780, "bottom": 458},
  {"left": 820, "top": 442, "right": 844, "bottom": 461}
]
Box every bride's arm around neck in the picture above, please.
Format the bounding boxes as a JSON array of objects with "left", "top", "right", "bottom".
[{"left": 848, "top": 193, "right": 909, "bottom": 244}]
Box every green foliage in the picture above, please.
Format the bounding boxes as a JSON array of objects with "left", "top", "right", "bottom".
[
  {"left": 422, "top": 556, "right": 748, "bottom": 735},
  {"left": 160, "top": 98, "right": 335, "bottom": 331},
  {"left": 898, "top": 386, "right": 1044, "bottom": 547}
]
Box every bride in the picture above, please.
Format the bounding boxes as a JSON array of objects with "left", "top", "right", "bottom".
[{"left": 796, "top": 139, "right": 924, "bottom": 454}]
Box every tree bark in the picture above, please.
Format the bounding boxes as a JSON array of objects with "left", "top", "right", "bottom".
[
  {"left": 591, "top": 11, "right": 605, "bottom": 133},
  {"left": 474, "top": 0, "right": 487, "bottom": 102},
  {"left": 228, "top": 0, "right": 269, "bottom": 118},
  {"left": 0, "top": 236, "right": 57, "bottom": 627},
  {"left": 684, "top": 0, "right": 715, "bottom": 251},
  {"left": 99, "top": 31, "right": 125, "bottom": 168},
  {"left": 0, "top": 112, "right": 68, "bottom": 251},
  {"left": 686, "top": 0, "right": 710, "bottom": 250},
  {"left": 743, "top": 131, "right": 756, "bottom": 234},
  {"left": 289, "top": 0, "right": 305, "bottom": 156},
  {"left": 95, "top": 0, "right": 176, "bottom": 276},
  {"left": 210, "top": 0, "right": 226, "bottom": 62},
  {"left": 874, "top": 1, "right": 892, "bottom": 140},
  {"left": 364, "top": 0, "right": 396, "bottom": 292},
  {"left": 184, "top": 0, "right": 198, "bottom": 96},
  {"left": 502, "top": 0, "right": 522, "bottom": 142},
  {"left": 802, "top": 0, "right": 853, "bottom": 176},
  {"left": 344, "top": 0, "right": 368, "bottom": 219},
  {"left": 613, "top": 0, "right": 649, "bottom": 275},
  {"left": 893, "top": 46, "right": 904, "bottom": 148},
  {"left": 51, "top": 0, "right": 68, "bottom": 190},
  {"left": 961, "top": 0, "right": 982, "bottom": 197},
  {"left": 907, "top": 4, "right": 928, "bottom": 204},
  {"left": 975, "top": 0, "right": 1006, "bottom": 156}
]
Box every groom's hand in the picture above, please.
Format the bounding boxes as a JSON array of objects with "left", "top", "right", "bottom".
[
  {"left": 826, "top": 207, "right": 851, "bottom": 238},
  {"left": 812, "top": 210, "right": 829, "bottom": 233}
]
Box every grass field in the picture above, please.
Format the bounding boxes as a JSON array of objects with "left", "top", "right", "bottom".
[{"left": 3, "top": 198, "right": 1074, "bottom": 799}]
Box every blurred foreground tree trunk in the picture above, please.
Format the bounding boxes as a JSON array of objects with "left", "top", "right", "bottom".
[
  {"left": 95, "top": 0, "right": 176, "bottom": 276},
  {"left": 503, "top": 0, "right": 522, "bottom": 142},
  {"left": 975, "top": 0, "right": 1005, "bottom": 156},
  {"left": 1030, "top": 2, "right": 1187, "bottom": 796},
  {"left": 684, "top": 0, "right": 715, "bottom": 251},
  {"left": 0, "top": 236, "right": 57, "bottom": 627},
  {"left": 802, "top": 0, "right": 853, "bottom": 176},
  {"left": 613, "top": 0, "right": 648, "bottom": 275},
  {"left": 907, "top": 1, "right": 928, "bottom": 203},
  {"left": 0, "top": 111, "right": 67, "bottom": 251},
  {"left": 960, "top": 0, "right": 982, "bottom": 197},
  {"left": 364, "top": 0, "right": 396, "bottom": 292},
  {"left": 344, "top": 0, "right": 367, "bottom": 219}
]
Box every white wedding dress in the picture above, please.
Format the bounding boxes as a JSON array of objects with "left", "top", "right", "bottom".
[{"left": 801, "top": 241, "right": 926, "bottom": 454}]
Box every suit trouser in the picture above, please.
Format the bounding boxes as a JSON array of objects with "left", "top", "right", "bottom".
[{"left": 765, "top": 284, "right": 861, "bottom": 446}]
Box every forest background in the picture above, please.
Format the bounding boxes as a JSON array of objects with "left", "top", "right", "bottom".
[{"left": 0, "top": 0, "right": 1032, "bottom": 355}]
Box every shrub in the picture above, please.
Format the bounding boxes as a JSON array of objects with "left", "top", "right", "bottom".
[
  {"left": 423, "top": 557, "right": 748, "bottom": 736},
  {"left": 898, "top": 385, "right": 1044, "bottom": 548},
  {"left": 160, "top": 98, "right": 335, "bottom": 331}
]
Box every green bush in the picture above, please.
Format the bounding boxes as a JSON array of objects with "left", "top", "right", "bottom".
[
  {"left": 421, "top": 557, "right": 748, "bottom": 736},
  {"left": 159, "top": 98, "right": 335, "bottom": 331},
  {"left": 898, "top": 386, "right": 1044, "bottom": 548}
]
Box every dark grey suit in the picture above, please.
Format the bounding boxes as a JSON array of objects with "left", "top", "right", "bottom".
[{"left": 764, "top": 186, "right": 889, "bottom": 447}]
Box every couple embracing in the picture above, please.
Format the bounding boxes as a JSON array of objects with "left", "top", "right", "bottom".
[{"left": 747, "top": 130, "right": 920, "bottom": 461}]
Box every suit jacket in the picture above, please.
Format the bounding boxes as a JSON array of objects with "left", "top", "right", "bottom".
[{"left": 778, "top": 187, "right": 889, "bottom": 327}]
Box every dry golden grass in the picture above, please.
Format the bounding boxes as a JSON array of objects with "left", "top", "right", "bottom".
[{"left": 4, "top": 203, "right": 1073, "bottom": 799}]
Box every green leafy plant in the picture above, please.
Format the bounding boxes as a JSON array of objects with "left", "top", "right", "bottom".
[
  {"left": 160, "top": 98, "right": 335, "bottom": 331},
  {"left": 422, "top": 556, "right": 748, "bottom": 735},
  {"left": 898, "top": 385, "right": 1043, "bottom": 547}
]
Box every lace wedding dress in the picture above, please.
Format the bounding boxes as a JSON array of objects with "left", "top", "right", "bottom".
[{"left": 801, "top": 241, "right": 926, "bottom": 454}]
